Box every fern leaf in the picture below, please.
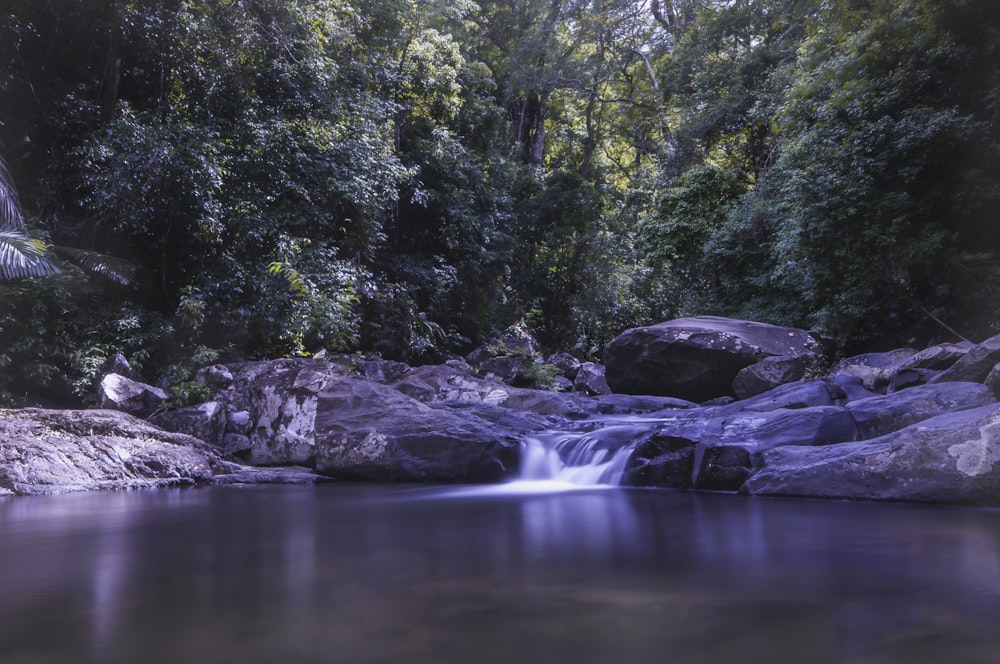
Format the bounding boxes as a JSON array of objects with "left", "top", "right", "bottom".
[{"left": 53, "top": 246, "right": 136, "bottom": 285}]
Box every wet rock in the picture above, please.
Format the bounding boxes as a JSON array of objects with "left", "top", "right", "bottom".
[
  {"left": 622, "top": 434, "right": 697, "bottom": 488},
  {"left": 742, "top": 403, "right": 1000, "bottom": 505},
  {"left": 210, "top": 466, "right": 330, "bottom": 485},
  {"left": 220, "top": 433, "right": 252, "bottom": 458},
  {"left": 695, "top": 446, "right": 752, "bottom": 491},
  {"left": 604, "top": 316, "right": 824, "bottom": 401}
]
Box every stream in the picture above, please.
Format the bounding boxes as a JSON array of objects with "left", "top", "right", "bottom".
[{"left": 2, "top": 476, "right": 1000, "bottom": 663}]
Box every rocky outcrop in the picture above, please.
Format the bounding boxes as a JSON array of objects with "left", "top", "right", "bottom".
[
  {"left": 0, "top": 408, "right": 330, "bottom": 495},
  {"left": 620, "top": 379, "right": 995, "bottom": 493},
  {"left": 603, "top": 316, "right": 824, "bottom": 401},
  {"left": 742, "top": 403, "right": 1000, "bottom": 504},
  {"left": 313, "top": 379, "right": 521, "bottom": 481},
  {"left": 0, "top": 408, "right": 217, "bottom": 494},
  {"left": 9, "top": 314, "right": 1000, "bottom": 505}
]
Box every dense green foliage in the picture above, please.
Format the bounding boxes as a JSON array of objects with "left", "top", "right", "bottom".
[{"left": 1, "top": 0, "right": 998, "bottom": 404}]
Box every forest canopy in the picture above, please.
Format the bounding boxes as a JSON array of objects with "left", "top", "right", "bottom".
[{"left": 1, "top": 0, "right": 999, "bottom": 405}]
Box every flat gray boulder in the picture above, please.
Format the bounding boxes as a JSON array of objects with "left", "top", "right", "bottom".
[
  {"left": 603, "top": 316, "right": 823, "bottom": 401},
  {"left": 0, "top": 408, "right": 220, "bottom": 495},
  {"left": 742, "top": 402, "right": 1000, "bottom": 505}
]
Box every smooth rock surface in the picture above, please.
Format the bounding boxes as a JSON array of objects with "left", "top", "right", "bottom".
[
  {"left": 313, "top": 378, "right": 520, "bottom": 482},
  {"left": 604, "top": 316, "right": 823, "bottom": 401},
  {"left": 742, "top": 403, "right": 1000, "bottom": 504}
]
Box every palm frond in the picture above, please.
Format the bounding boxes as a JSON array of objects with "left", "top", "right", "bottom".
[
  {"left": 0, "top": 155, "right": 25, "bottom": 232},
  {"left": 53, "top": 246, "right": 136, "bottom": 285},
  {"left": 0, "top": 230, "right": 59, "bottom": 279}
]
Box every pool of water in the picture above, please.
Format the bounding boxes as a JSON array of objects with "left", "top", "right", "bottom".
[{"left": 2, "top": 484, "right": 1000, "bottom": 663}]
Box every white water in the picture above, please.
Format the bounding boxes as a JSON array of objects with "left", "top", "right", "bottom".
[
  {"left": 517, "top": 422, "right": 654, "bottom": 487},
  {"left": 447, "top": 418, "right": 665, "bottom": 497}
]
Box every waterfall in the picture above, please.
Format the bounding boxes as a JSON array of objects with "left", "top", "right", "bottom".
[{"left": 516, "top": 421, "right": 653, "bottom": 487}]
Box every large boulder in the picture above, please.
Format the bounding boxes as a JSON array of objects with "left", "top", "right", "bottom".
[
  {"left": 0, "top": 408, "right": 220, "bottom": 495},
  {"left": 221, "top": 359, "right": 342, "bottom": 466},
  {"left": 313, "top": 378, "right": 521, "bottom": 482},
  {"left": 200, "top": 359, "right": 544, "bottom": 481},
  {"left": 742, "top": 403, "right": 1000, "bottom": 505},
  {"left": 603, "top": 316, "right": 823, "bottom": 401}
]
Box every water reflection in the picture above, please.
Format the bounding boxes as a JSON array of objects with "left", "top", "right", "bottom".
[{"left": 1, "top": 486, "right": 1000, "bottom": 663}]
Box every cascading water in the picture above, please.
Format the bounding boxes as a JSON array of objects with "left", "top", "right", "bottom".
[{"left": 516, "top": 419, "right": 658, "bottom": 487}]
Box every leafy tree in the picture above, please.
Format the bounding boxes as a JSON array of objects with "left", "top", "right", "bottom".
[{"left": 753, "top": 0, "right": 1000, "bottom": 345}]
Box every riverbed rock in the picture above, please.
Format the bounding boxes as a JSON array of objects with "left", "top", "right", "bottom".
[
  {"left": 732, "top": 355, "right": 816, "bottom": 399},
  {"left": 931, "top": 333, "right": 1000, "bottom": 384},
  {"left": 97, "top": 373, "right": 168, "bottom": 416},
  {"left": 695, "top": 445, "right": 753, "bottom": 491},
  {"left": 897, "top": 342, "right": 971, "bottom": 371},
  {"left": 313, "top": 378, "right": 520, "bottom": 481},
  {"left": 150, "top": 401, "right": 227, "bottom": 447},
  {"left": 603, "top": 316, "right": 824, "bottom": 401},
  {"left": 742, "top": 402, "right": 1000, "bottom": 505},
  {"left": 394, "top": 364, "right": 589, "bottom": 418},
  {"left": 0, "top": 408, "right": 222, "bottom": 495},
  {"left": 618, "top": 377, "right": 990, "bottom": 492},
  {"left": 573, "top": 362, "right": 611, "bottom": 396},
  {"left": 830, "top": 348, "right": 918, "bottom": 392},
  {"left": 844, "top": 382, "right": 994, "bottom": 439}
]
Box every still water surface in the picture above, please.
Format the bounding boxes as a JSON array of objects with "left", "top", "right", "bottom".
[{"left": 2, "top": 484, "right": 1000, "bottom": 663}]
